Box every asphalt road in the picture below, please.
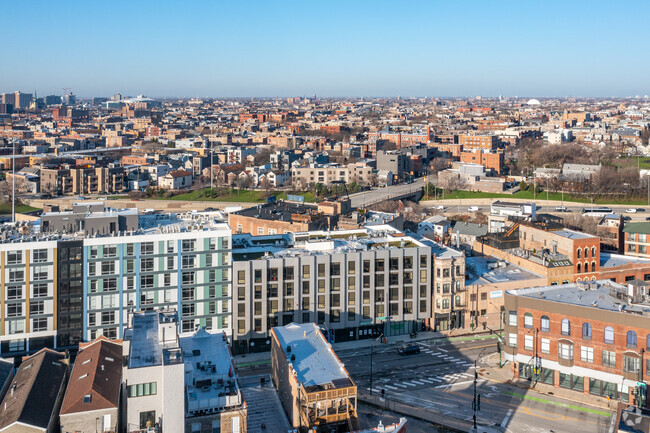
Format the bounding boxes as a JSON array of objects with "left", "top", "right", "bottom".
[
  {"left": 340, "top": 338, "right": 615, "bottom": 433},
  {"left": 349, "top": 178, "right": 425, "bottom": 208}
]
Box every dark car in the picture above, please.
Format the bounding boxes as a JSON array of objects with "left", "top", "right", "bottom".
[{"left": 397, "top": 344, "right": 420, "bottom": 356}]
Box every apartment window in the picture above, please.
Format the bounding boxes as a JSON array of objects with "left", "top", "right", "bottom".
[
  {"left": 181, "top": 256, "right": 195, "bottom": 269},
  {"left": 558, "top": 342, "right": 573, "bottom": 360},
  {"left": 508, "top": 333, "right": 517, "bottom": 348},
  {"left": 102, "top": 261, "right": 116, "bottom": 275},
  {"left": 318, "top": 263, "right": 325, "bottom": 277},
  {"left": 524, "top": 313, "right": 533, "bottom": 329},
  {"left": 602, "top": 350, "right": 616, "bottom": 368},
  {"left": 8, "top": 269, "right": 24, "bottom": 283},
  {"left": 30, "top": 300, "right": 44, "bottom": 315},
  {"left": 582, "top": 322, "right": 592, "bottom": 340},
  {"left": 167, "top": 256, "right": 174, "bottom": 270},
  {"left": 126, "top": 244, "right": 134, "bottom": 256},
  {"left": 32, "top": 317, "right": 48, "bottom": 332},
  {"left": 7, "top": 304, "right": 22, "bottom": 317},
  {"left": 164, "top": 273, "right": 171, "bottom": 287},
  {"left": 577, "top": 249, "right": 581, "bottom": 259},
  {"left": 101, "top": 311, "right": 115, "bottom": 325},
  {"left": 541, "top": 315, "right": 550, "bottom": 332},
  {"left": 363, "top": 260, "right": 371, "bottom": 273},
  {"left": 404, "top": 256, "right": 413, "bottom": 269},
  {"left": 348, "top": 261, "right": 356, "bottom": 275},
  {"left": 104, "top": 245, "right": 117, "bottom": 258},
  {"left": 524, "top": 335, "right": 533, "bottom": 351},
  {"left": 624, "top": 356, "right": 640, "bottom": 374},
  {"left": 627, "top": 330, "right": 637, "bottom": 348},
  {"left": 541, "top": 338, "right": 550, "bottom": 354},
  {"left": 302, "top": 265, "right": 310, "bottom": 278},
  {"left": 7, "top": 251, "right": 22, "bottom": 265},
  {"left": 442, "top": 268, "right": 450, "bottom": 278},
  {"left": 508, "top": 311, "right": 517, "bottom": 326},
  {"left": 141, "top": 275, "right": 154, "bottom": 289},
  {"left": 127, "top": 382, "right": 158, "bottom": 398},
  {"left": 182, "top": 272, "right": 195, "bottom": 286},
  {"left": 561, "top": 319, "right": 570, "bottom": 336},
  {"left": 581, "top": 346, "right": 594, "bottom": 363},
  {"left": 167, "top": 240, "right": 175, "bottom": 253},
  {"left": 442, "top": 299, "right": 450, "bottom": 309},
  {"left": 126, "top": 259, "right": 135, "bottom": 274},
  {"left": 604, "top": 326, "right": 615, "bottom": 344},
  {"left": 32, "top": 249, "right": 48, "bottom": 263},
  {"left": 390, "top": 258, "right": 399, "bottom": 270},
  {"left": 420, "top": 255, "right": 427, "bottom": 267},
  {"left": 182, "top": 239, "right": 196, "bottom": 252},
  {"left": 140, "top": 242, "right": 154, "bottom": 255},
  {"left": 7, "top": 287, "right": 22, "bottom": 300}
]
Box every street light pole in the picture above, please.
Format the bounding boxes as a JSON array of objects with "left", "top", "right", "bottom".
[
  {"left": 473, "top": 347, "right": 487, "bottom": 431},
  {"left": 369, "top": 333, "right": 383, "bottom": 396}
]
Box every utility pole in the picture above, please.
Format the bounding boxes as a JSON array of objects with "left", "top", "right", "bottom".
[
  {"left": 369, "top": 333, "right": 383, "bottom": 396},
  {"left": 473, "top": 347, "right": 487, "bottom": 431},
  {"left": 11, "top": 139, "right": 15, "bottom": 223}
]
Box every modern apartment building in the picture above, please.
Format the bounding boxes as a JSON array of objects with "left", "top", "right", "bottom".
[
  {"left": 624, "top": 222, "right": 650, "bottom": 259},
  {"left": 0, "top": 205, "right": 232, "bottom": 358},
  {"left": 231, "top": 227, "right": 465, "bottom": 354},
  {"left": 504, "top": 280, "right": 650, "bottom": 406},
  {"left": 458, "top": 134, "right": 498, "bottom": 151}
]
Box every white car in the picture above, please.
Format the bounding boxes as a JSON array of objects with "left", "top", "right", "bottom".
[
  {"left": 435, "top": 205, "right": 446, "bottom": 210},
  {"left": 468, "top": 206, "right": 479, "bottom": 212},
  {"left": 626, "top": 208, "right": 638, "bottom": 213}
]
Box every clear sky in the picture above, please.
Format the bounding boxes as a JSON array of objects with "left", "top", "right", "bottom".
[{"left": 2, "top": 0, "right": 649, "bottom": 98}]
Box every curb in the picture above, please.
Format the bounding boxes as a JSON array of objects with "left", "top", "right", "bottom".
[{"left": 357, "top": 394, "right": 468, "bottom": 433}]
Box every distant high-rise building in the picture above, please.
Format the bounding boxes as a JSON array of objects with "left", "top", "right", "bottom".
[
  {"left": 1, "top": 92, "right": 15, "bottom": 106},
  {"left": 64, "top": 93, "right": 76, "bottom": 105},
  {"left": 13, "top": 91, "right": 33, "bottom": 109},
  {"left": 45, "top": 95, "right": 62, "bottom": 105},
  {"left": 111, "top": 93, "right": 122, "bottom": 101},
  {"left": 91, "top": 96, "right": 108, "bottom": 106}
]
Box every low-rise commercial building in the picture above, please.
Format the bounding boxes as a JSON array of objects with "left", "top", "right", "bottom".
[
  {"left": 271, "top": 322, "right": 359, "bottom": 432},
  {"left": 504, "top": 280, "right": 650, "bottom": 405}
]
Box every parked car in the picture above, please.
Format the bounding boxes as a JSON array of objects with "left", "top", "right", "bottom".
[
  {"left": 398, "top": 344, "right": 421, "bottom": 356},
  {"left": 555, "top": 206, "right": 568, "bottom": 212}
]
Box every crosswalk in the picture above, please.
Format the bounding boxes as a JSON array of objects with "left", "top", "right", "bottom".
[
  {"left": 379, "top": 371, "right": 477, "bottom": 392},
  {"left": 416, "top": 343, "right": 474, "bottom": 368}
]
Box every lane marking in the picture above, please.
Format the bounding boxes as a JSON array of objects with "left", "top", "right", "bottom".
[
  {"left": 384, "top": 384, "right": 399, "bottom": 390},
  {"left": 501, "top": 409, "right": 513, "bottom": 428},
  {"left": 438, "top": 348, "right": 448, "bottom": 352}
]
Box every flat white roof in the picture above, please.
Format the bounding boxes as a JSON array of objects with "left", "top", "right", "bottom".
[{"left": 273, "top": 323, "right": 351, "bottom": 389}]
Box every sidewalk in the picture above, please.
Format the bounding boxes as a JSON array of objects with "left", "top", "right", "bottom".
[
  {"left": 234, "top": 330, "right": 498, "bottom": 367},
  {"left": 359, "top": 391, "right": 504, "bottom": 433},
  {"left": 480, "top": 352, "right": 616, "bottom": 412}
]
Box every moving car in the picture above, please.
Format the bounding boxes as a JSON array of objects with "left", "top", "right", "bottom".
[
  {"left": 555, "top": 206, "right": 568, "bottom": 212},
  {"left": 468, "top": 206, "right": 479, "bottom": 212},
  {"left": 398, "top": 344, "right": 421, "bottom": 356},
  {"left": 626, "top": 208, "right": 638, "bottom": 213}
]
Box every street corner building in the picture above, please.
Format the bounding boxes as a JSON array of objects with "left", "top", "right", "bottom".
[
  {"left": 270, "top": 322, "right": 359, "bottom": 433},
  {"left": 504, "top": 279, "right": 650, "bottom": 406}
]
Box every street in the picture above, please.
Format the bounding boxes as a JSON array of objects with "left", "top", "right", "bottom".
[
  {"left": 235, "top": 336, "right": 616, "bottom": 432},
  {"left": 341, "top": 337, "right": 614, "bottom": 433}
]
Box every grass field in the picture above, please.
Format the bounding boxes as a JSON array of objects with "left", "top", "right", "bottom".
[
  {"left": 438, "top": 189, "right": 649, "bottom": 205},
  {"left": 616, "top": 156, "right": 650, "bottom": 170},
  {"left": 156, "top": 188, "right": 318, "bottom": 203},
  {"left": 0, "top": 204, "right": 40, "bottom": 214}
]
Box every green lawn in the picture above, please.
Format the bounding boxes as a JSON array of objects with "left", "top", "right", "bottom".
[
  {"left": 439, "top": 189, "right": 649, "bottom": 205},
  {"left": 616, "top": 156, "right": 650, "bottom": 170},
  {"left": 155, "top": 188, "right": 318, "bottom": 203},
  {"left": 0, "top": 204, "right": 40, "bottom": 215}
]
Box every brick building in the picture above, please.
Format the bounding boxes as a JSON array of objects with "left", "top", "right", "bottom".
[
  {"left": 519, "top": 224, "right": 600, "bottom": 282},
  {"left": 458, "top": 134, "right": 498, "bottom": 152},
  {"left": 504, "top": 280, "right": 650, "bottom": 405},
  {"left": 460, "top": 149, "right": 504, "bottom": 174}
]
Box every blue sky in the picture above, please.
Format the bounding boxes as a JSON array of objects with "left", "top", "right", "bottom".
[{"left": 2, "top": 0, "right": 649, "bottom": 98}]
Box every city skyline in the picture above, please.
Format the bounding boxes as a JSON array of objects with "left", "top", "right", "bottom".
[{"left": 3, "top": 0, "right": 650, "bottom": 98}]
